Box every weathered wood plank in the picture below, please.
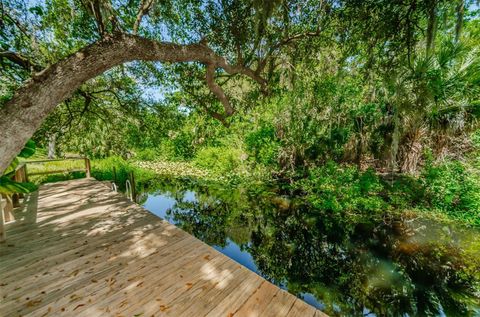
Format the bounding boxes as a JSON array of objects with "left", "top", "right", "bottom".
[
  {"left": 286, "top": 298, "right": 318, "bottom": 317},
  {"left": 174, "top": 263, "right": 252, "bottom": 316},
  {"left": 204, "top": 273, "right": 265, "bottom": 317},
  {"left": 234, "top": 280, "right": 281, "bottom": 317},
  {"left": 262, "top": 288, "right": 297, "bottom": 317}
]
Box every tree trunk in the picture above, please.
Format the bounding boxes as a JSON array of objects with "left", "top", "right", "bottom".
[
  {"left": 400, "top": 127, "right": 425, "bottom": 174},
  {"left": 455, "top": 0, "right": 464, "bottom": 43},
  {"left": 47, "top": 133, "right": 56, "bottom": 159},
  {"left": 426, "top": 0, "right": 438, "bottom": 57},
  {"left": 390, "top": 111, "right": 401, "bottom": 172},
  {"left": 0, "top": 33, "right": 265, "bottom": 174}
]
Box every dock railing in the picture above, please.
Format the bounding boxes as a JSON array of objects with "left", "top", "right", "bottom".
[
  {"left": 0, "top": 157, "right": 91, "bottom": 242},
  {"left": 25, "top": 157, "right": 91, "bottom": 178}
]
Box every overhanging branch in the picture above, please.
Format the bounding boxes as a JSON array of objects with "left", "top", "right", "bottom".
[
  {"left": 0, "top": 32, "right": 267, "bottom": 173},
  {"left": 0, "top": 51, "right": 42, "bottom": 72}
]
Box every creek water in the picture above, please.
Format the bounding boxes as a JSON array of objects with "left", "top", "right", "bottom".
[{"left": 139, "top": 178, "right": 480, "bottom": 316}]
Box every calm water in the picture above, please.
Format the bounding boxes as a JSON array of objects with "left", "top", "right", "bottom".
[{"left": 139, "top": 178, "right": 480, "bottom": 317}]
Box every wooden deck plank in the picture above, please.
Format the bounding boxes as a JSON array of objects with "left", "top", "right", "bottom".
[
  {"left": 286, "top": 298, "right": 318, "bottom": 317},
  {"left": 31, "top": 237, "right": 208, "bottom": 317},
  {"left": 234, "top": 280, "right": 281, "bottom": 317},
  {"left": 262, "top": 288, "right": 297, "bottom": 317},
  {"left": 118, "top": 255, "right": 231, "bottom": 316},
  {"left": 82, "top": 244, "right": 224, "bottom": 316},
  {"left": 173, "top": 263, "right": 252, "bottom": 316},
  {"left": 205, "top": 272, "right": 264, "bottom": 317},
  {"left": 0, "top": 178, "right": 327, "bottom": 317},
  {"left": 1, "top": 230, "right": 192, "bottom": 316},
  {"left": 1, "top": 219, "right": 173, "bottom": 292}
]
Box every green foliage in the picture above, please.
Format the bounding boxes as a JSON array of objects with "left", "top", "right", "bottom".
[
  {"left": 245, "top": 124, "right": 280, "bottom": 166},
  {"left": 134, "top": 148, "right": 161, "bottom": 161},
  {"left": 17, "top": 140, "right": 36, "bottom": 158},
  {"left": 420, "top": 161, "right": 480, "bottom": 225},
  {"left": 298, "top": 162, "right": 386, "bottom": 215},
  {"left": 91, "top": 156, "right": 155, "bottom": 191},
  {"left": 167, "top": 131, "right": 196, "bottom": 160},
  {"left": 0, "top": 176, "right": 37, "bottom": 194},
  {"left": 293, "top": 158, "right": 480, "bottom": 226},
  {"left": 385, "top": 175, "right": 425, "bottom": 210},
  {"left": 193, "top": 147, "right": 243, "bottom": 174},
  {"left": 0, "top": 140, "right": 38, "bottom": 195}
]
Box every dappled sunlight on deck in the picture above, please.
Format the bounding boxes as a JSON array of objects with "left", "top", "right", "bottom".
[
  {"left": 200, "top": 262, "right": 234, "bottom": 290},
  {"left": 0, "top": 178, "right": 326, "bottom": 316}
]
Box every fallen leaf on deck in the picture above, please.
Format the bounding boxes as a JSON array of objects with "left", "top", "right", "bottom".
[
  {"left": 159, "top": 305, "right": 169, "bottom": 311},
  {"left": 25, "top": 299, "right": 42, "bottom": 307}
]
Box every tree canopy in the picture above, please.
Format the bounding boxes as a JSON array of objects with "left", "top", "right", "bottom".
[{"left": 1, "top": 0, "right": 479, "bottom": 174}]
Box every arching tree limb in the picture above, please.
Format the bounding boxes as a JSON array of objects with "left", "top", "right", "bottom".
[
  {"left": 0, "top": 33, "right": 265, "bottom": 173},
  {"left": 0, "top": 51, "right": 42, "bottom": 72}
]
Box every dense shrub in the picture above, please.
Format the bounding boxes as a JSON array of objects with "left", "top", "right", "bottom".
[
  {"left": 420, "top": 161, "right": 480, "bottom": 225},
  {"left": 297, "top": 162, "right": 386, "bottom": 215},
  {"left": 91, "top": 156, "right": 155, "bottom": 190},
  {"left": 245, "top": 124, "right": 280, "bottom": 166},
  {"left": 193, "top": 147, "right": 243, "bottom": 174},
  {"left": 134, "top": 148, "right": 160, "bottom": 161},
  {"left": 385, "top": 175, "right": 425, "bottom": 209},
  {"left": 170, "top": 132, "right": 196, "bottom": 160}
]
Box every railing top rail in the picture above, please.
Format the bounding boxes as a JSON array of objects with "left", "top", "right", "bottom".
[
  {"left": 14, "top": 162, "right": 26, "bottom": 171},
  {"left": 28, "top": 168, "right": 87, "bottom": 176},
  {"left": 24, "top": 157, "right": 86, "bottom": 164}
]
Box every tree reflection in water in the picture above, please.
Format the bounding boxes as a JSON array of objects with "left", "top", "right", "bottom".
[{"left": 141, "top": 177, "right": 480, "bottom": 317}]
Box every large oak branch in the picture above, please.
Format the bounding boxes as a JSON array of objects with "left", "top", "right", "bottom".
[{"left": 0, "top": 33, "right": 265, "bottom": 173}]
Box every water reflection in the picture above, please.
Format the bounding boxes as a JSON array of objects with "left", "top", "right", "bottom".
[{"left": 141, "top": 178, "right": 480, "bottom": 316}]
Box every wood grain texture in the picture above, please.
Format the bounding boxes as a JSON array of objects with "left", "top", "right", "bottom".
[{"left": 0, "top": 178, "right": 327, "bottom": 316}]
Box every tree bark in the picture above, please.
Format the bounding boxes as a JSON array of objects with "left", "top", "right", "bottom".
[
  {"left": 0, "top": 33, "right": 265, "bottom": 173},
  {"left": 47, "top": 133, "right": 56, "bottom": 159},
  {"left": 399, "top": 127, "right": 425, "bottom": 174},
  {"left": 455, "top": 0, "right": 464, "bottom": 43},
  {"left": 426, "top": 0, "right": 437, "bottom": 57}
]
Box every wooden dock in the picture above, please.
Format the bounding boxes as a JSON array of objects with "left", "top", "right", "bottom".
[{"left": 0, "top": 178, "right": 327, "bottom": 317}]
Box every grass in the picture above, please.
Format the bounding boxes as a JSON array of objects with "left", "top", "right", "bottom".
[{"left": 20, "top": 157, "right": 86, "bottom": 183}]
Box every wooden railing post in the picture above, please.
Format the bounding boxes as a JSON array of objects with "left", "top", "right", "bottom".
[
  {"left": 0, "top": 197, "right": 6, "bottom": 242},
  {"left": 11, "top": 193, "right": 20, "bottom": 208},
  {"left": 1, "top": 194, "right": 13, "bottom": 222},
  {"left": 129, "top": 172, "right": 136, "bottom": 202},
  {"left": 23, "top": 164, "right": 29, "bottom": 182},
  {"left": 85, "top": 158, "right": 91, "bottom": 178},
  {"left": 14, "top": 166, "right": 24, "bottom": 200},
  {"left": 112, "top": 167, "right": 117, "bottom": 185}
]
